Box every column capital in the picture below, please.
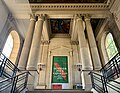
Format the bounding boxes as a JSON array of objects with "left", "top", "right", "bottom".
[
  {"left": 41, "top": 40, "right": 50, "bottom": 45},
  {"left": 70, "top": 41, "right": 79, "bottom": 45},
  {"left": 36, "top": 14, "right": 45, "bottom": 21},
  {"left": 43, "top": 40, "right": 50, "bottom": 45},
  {"left": 84, "top": 14, "right": 91, "bottom": 21},
  {"left": 74, "top": 14, "right": 83, "bottom": 21},
  {"left": 30, "top": 14, "right": 36, "bottom": 21}
]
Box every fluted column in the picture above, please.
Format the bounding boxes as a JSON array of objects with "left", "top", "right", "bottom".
[
  {"left": 27, "top": 14, "right": 45, "bottom": 70},
  {"left": 18, "top": 14, "right": 36, "bottom": 70},
  {"left": 84, "top": 15, "right": 101, "bottom": 70},
  {"left": 76, "top": 15, "right": 93, "bottom": 70}
]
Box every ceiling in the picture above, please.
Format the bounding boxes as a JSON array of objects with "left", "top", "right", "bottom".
[
  {"left": 2, "top": 0, "right": 110, "bottom": 38},
  {"left": 29, "top": 0, "right": 107, "bottom": 3}
]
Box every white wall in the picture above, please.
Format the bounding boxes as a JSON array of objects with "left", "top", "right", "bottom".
[{"left": 0, "top": 0, "right": 8, "bottom": 34}]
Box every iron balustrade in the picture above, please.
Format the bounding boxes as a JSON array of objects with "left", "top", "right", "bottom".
[
  {"left": 107, "top": 80, "right": 120, "bottom": 93},
  {"left": 89, "top": 72, "right": 108, "bottom": 93},
  {"left": 89, "top": 71, "right": 120, "bottom": 93},
  {"left": 0, "top": 51, "right": 19, "bottom": 78},
  {"left": 100, "top": 52, "right": 120, "bottom": 81},
  {"left": 0, "top": 71, "right": 30, "bottom": 93},
  {"left": 0, "top": 51, "right": 31, "bottom": 93}
]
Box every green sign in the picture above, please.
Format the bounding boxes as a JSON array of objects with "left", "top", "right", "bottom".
[{"left": 52, "top": 56, "right": 68, "bottom": 83}]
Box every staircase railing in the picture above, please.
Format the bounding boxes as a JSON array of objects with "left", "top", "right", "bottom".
[
  {"left": 0, "top": 51, "right": 30, "bottom": 93},
  {"left": 100, "top": 52, "right": 120, "bottom": 81},
  {"left": 89, "top": 72, "right": 108, "bottom": 93},
  {"left": 89, "top": 72, "right": 120, "bottom": 93},
  {"left": 0, "top": 51, "right": 19, "bottom": 78},
  {"left": 90, "top": 52, "right": 120, "bottom": 93},
  {"left": 0, "top": 71, "right": 30, "bottom": 93}
]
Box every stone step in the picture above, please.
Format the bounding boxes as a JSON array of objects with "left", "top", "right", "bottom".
[{"left": 26, "top": 89, "right": 93, "bottom": 93}]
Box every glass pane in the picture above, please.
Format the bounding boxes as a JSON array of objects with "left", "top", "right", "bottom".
[
  {"left": 106, "top": 33, "right": 113, "bottom": 48},
  {"left": 2, "top": 34, "right": 13, "bottom": 58},
  {"left": 105, "top": 33, "right": 118, "bottom": 60}
]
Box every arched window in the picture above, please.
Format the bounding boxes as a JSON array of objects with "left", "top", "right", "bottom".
[
  {"left": 2, "top": 33, "right": 13, "bottom": 58},
  {"left": 2, "top": 31, "right": 20, "bottom": 64},
  {"left": 105, "top": 33, "right": 118, "bottom": 60}
]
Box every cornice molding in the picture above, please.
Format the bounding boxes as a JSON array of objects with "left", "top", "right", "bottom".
[{"left": 30, "top": 4, "right": 109, "bottom": 11}]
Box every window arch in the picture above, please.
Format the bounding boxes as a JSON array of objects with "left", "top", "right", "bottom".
[
  {"left": 105, "top": 33, "right": 118, "bottom": 60},
  {"left": 2, "top": 33, "right": 13, "bottom": 58},
  {"left": 2, "top": 30, "right": 20, "bottom": 64}
]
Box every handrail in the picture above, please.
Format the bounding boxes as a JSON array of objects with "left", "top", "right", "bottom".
[
  {"left": 0, "top": 51, "right": 20, "bottom": 78},
  {"left": 89, "top": 71, "right": 120, "bottom": 93},
  {"left": 100, "top": 52, "right": 120, "bottom": 81},
  {"left": 0, "top": 71, "right": 30, "bottom": 93}
]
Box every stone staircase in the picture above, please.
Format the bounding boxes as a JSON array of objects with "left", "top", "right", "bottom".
[{"left": 26, "top": 89, "right": 93, "bottom": 93}]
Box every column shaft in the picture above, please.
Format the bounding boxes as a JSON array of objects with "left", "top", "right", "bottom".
[
  {"left": 76, "top": 15, "right": 93, "bottom": 70},
  {"left": 27, "top": 15, "right": 44, "bottom": 70},
  {"left": 18, "top": 15, "right": 36, "bottom": 70},
  {"left": 85, "top": 16, "right": 101, "bottom": 70}
]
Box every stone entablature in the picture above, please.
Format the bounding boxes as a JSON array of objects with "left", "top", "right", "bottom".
[{"left": 30, "top": 4, "right": 109, "bottom": 11}]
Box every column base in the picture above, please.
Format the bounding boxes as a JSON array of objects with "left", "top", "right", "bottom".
[
  {"left": 27, "top": 70, "right": 39, "bottom": 90},
  {"left": 36, "top": 85, "right": 46, "bottom": 89},
  {"left": 94, "top": 66, "right": 102, "bottom": 70},
  {"left": 18, "top": 66, "right": 26, "bottom": 70}
]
